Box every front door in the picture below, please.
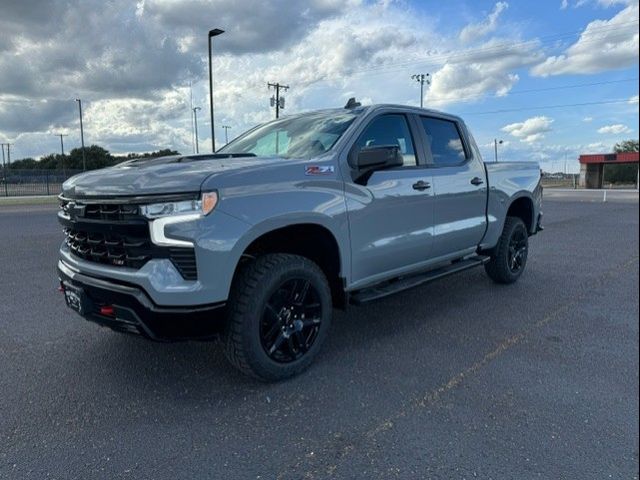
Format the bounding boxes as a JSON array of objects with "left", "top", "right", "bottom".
[{"left": 344, "top": 113, "right": 435, "bottom": 286}]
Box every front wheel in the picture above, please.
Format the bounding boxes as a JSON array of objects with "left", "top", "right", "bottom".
[
  {"left": 484, "top": 216, "right": 529, "bottom": 284},
  {"left": 222, "top": 253, "right": 332, "bottom": 381}
]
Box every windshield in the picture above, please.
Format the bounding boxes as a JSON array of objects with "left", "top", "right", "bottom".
[{"left": 218, "top": 110, "right": 360, "bottom": 159}]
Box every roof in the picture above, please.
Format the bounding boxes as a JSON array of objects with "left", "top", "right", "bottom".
[{"left": 579, "top": 152, "right": 639, "bottom": 164}]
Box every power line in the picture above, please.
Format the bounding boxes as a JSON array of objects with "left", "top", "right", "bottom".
[
  {"left": 340, "top": 20, "right": 640, "bottom": 78},
  {"left": 461, "top": 98, "right": 632, "bottom": 115},
  {"left": 428, "top": 77, "right": 639, "bottom": 106}
]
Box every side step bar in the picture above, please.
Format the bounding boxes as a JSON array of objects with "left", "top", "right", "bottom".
[{"left": 350, "top": 255, "right": 490, "bottom": 305}]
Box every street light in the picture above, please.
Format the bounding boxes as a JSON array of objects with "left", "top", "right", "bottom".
[
  {"left": 494, "top": 138, "right": 503, "bottom": 162},
  {"left": 75, "top": 99, "right": 87, "bottom": 171},
  {"left": 208, "top": 28, "right": 224, "bottom": 153},
  {"left": 192, "top": 107, "right": 202, "bottom": 154}
]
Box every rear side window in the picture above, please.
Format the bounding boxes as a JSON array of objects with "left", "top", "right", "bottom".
[
  {"left": 355, "top": 114, "right": 417, "bottom": 167},
  {"left": 420, "top": 117, "right": 467, "bottom": 166}
]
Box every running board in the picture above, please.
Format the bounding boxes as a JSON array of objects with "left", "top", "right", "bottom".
[{"left": 350, "top": 256, "right": 490, "bottom": 305}]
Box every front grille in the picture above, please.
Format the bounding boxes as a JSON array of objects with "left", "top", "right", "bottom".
[
  {"left": 64, "top": 226, "right": 152, "bottom": 269},
  {"left": 59, "top": 197, "right": 198, "bottom": 280}
]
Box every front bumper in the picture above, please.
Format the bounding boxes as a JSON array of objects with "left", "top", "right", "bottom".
[{"left": 58, "top": 260, "right": 226, "bottom": 341}]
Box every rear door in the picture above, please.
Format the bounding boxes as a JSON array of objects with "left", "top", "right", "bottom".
[
  {"left": 344, "top": 113, "right": 435, "bottom": 285},
  {"left": 416, "top": 116, "right": 487, "bottom": 259}
]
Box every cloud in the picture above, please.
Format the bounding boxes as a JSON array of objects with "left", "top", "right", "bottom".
[
  {"left": 502, "top": 116, "right": 554, "bottom": 143},
  {"left": 0, "top": 98, "right": 78, "bottom": 134},
  {"left": 583, "top": 116, "right": 594, "bottom": 122},
  {"left": 629, "top": 94, "right": 639, "bottom": 104},
  {"left": 531, "top": 3, "right": 639, "bottom": 76},
  {"left": 140, "top": 0, "right": 358, "bottom": 55},
  {"left": 459, "top": 2, "right": 509, "bottom": 43},
  {"left": 561, "top": 0, "right": 569, "bottom": 8},
  {"left": 585, "top": 141, "right": 608, "bottom": 152},
  {"left": 426, "top": 38, "right": 543, "bottom": 105},
  {"left": 597, "top": 124, "right": 632, "bottom": 134}
]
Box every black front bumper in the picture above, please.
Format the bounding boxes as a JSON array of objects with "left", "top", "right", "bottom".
[{"left": 58, "top": 261, "right": 225, "bottom": 341}]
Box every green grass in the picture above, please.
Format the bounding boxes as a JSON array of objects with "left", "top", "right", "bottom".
[{"left": 0, "top": 196, "right": 59, "bottom": 206}]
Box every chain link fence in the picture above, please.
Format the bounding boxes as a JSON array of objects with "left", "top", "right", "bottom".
[{"left": 0, "top": 169, "right": 83, "bottom": 197}]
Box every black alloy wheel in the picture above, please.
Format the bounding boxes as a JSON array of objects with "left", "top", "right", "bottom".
[
  {"left": 508, "top": 227, "right": 528, "bottom": 274},
  {"left": 260, "top": 278, "right": 323, "bottom": 363}
]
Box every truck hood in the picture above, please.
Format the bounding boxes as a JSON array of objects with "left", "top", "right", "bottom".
[{"left": 62, "top": 154, "right": 288, "bottom": 198}]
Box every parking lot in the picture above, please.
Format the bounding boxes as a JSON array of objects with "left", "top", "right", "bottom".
[{"left": 0, "top": 193, "right": 638, "bottom": 479}]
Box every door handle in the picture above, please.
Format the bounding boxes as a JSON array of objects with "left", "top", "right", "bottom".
[
  {"left": 412, "top": 180, "right": 431, "bottom": 191},
  {"left": 470, "top": 177, "right": 484, "bottom": 186}
]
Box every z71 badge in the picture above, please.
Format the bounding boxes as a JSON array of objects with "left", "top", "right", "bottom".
[{"left": 305, "top": 165, "right": 335, "bottom": 176}]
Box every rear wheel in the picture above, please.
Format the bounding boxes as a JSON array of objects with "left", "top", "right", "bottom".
[
  {"left": 484, "top": 216, "right": 529, "bottom": 284},
  {"left": 222, "top": 253, "right": 332, "bottom": 381}
]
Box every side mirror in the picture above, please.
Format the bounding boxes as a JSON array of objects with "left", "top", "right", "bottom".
[{"left": 352, "top": 145, "right": 403, "bottom": 170}]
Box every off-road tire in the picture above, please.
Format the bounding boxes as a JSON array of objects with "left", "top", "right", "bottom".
[
  {"left": 221, "top": 253, "right": 332, "bottom": 381},
  {"left": 484, "top": 216, "right": 529, "bottom": 284}
]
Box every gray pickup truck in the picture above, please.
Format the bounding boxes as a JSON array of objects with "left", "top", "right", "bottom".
[{"left": 58, "top": 101, "right": 543, "bottom": 380}]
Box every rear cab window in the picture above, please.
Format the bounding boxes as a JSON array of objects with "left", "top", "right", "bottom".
[{"left": 419, "top": 117, "right": 468, "bottom": 167}]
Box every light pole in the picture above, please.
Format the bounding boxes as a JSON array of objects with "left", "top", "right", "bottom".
[
  {"left": 411, "top": 73, "right": 430, "bottom": 108},
  {"left": 494, "top": 138, "right": 503, "bottom": 162},
  {"left": 208, "top": 28, "right": 224, "bottom": 153},
  {"left": 192, "top": 107, "right": 201, "bottom": 154},
  {"left": 75, "top": 99, "right": 86, "bottom": 170},
  {"left": 222, "top": 125, "right": 231, "bottom": 144}
]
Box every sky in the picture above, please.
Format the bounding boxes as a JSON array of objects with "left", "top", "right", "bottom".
[{"left": 0, "top": 0, "right": 638, "bottom": 173}]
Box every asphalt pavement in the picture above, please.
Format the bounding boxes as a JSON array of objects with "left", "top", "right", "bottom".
[{"left": 0, "top": 195, "right": 638, "bottom": 479}]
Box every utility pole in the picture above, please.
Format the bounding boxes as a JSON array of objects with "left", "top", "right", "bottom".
[
  {"left": 1, "top": 143, "right": 13, "bottom": 168},
  {"left": 54, "top": 134, "right": 69, "bottom": 176},
  {"left": 222, "top": 125, "right": 231, "bottom": 144},
  {"left": 411, "top": 73, "right": 430, "bottom": 108},
  {"left": 268, "top": 82, "right": 289, "bottom": 119},
  {"left": 192, "top": 107, "right": 201, "bottom": 154},
  {"left": 494, "top": 138, "right": 503, "bottom": 162},
  {"left": 54, "top": 133, "right": 68, "bottom": 156},
  {"left": 1, "top": 143, "right": 5, "bottom": 169},
  {"left": 75, "top": 99, "right": 87, "bottom": 171}
]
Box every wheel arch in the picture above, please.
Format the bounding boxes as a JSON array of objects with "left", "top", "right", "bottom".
[
  {"left": 232, "top": 221, "right": 347, "bottom": 309},
  {"left": 506, "top": 194, "right": 535, "bottom": 233}
]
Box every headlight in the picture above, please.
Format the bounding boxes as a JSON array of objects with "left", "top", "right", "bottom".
[
  {"left": 144, "top": 191, "right": 218, "bottom": 248},
  {"left": 141, "top": 191, "right": 218, "bottom": 219}
]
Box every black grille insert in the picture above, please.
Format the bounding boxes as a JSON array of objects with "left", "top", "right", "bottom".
[{"left": 59, "top": 198, "right": 198, "bottom": 280}]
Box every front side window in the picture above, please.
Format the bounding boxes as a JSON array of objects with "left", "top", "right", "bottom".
[
  {"left": 420, "top": 117, "right": 467, "bottom": 166},
  {"left": 354, "top": 114, "right": 417, "bottom": 167},
  {"left": 218, "top": 111, "right": 360, "bottom": 159}
]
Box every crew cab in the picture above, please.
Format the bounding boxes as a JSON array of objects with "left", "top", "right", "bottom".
[{"left": 58, "top": 101, "right": 543, "bottom": 381}]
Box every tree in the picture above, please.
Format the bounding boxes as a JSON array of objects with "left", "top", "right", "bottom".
[
  {"left": 607, "top": 139, "right": 639, "bottom": 185},
  {"left": 8, "top": 146, "right": 182, "bottom": 170},
  {"left": 613, "top": 139, "right": 639, "bottom": 153}
]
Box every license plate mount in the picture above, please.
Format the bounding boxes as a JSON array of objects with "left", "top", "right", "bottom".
[{"left": 63, "top": 284, "right": 91, "bottom": 315}]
